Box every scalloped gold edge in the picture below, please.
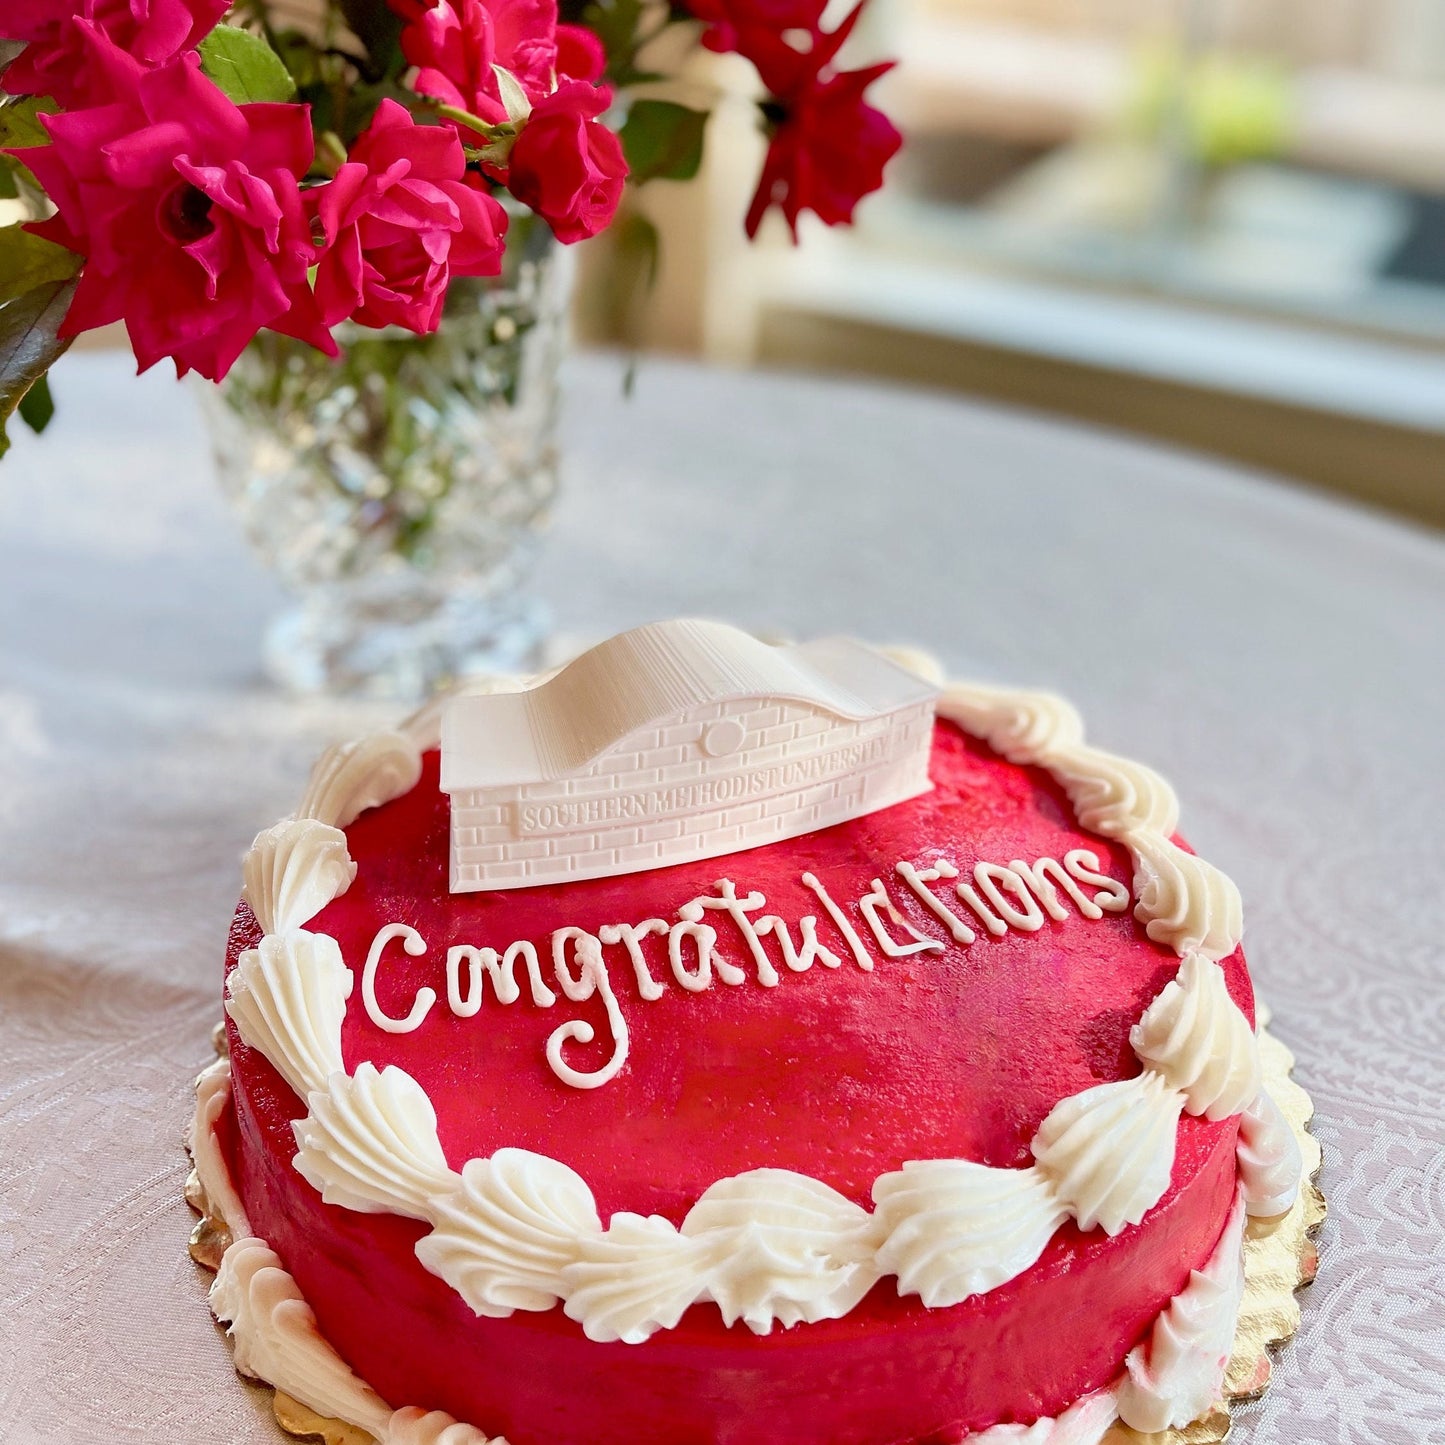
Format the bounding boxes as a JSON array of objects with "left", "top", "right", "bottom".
[{"left": 186, "top": 1020, "right": 1321, "bottom": 1445}]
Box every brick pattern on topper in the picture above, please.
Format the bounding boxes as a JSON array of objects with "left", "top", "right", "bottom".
[
  {"left": 440, "top": 621, "right": 939, "bottom": 892},
  {"left": 451, "top": 697, "right": 936, "bottom": 888}
]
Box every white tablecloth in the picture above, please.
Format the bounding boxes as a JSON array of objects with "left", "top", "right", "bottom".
[{"left": 2, "top": 351, "right": 1442, "bottom": 1445}]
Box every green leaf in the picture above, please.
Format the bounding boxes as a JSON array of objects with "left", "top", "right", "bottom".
[
  {"left": 617, "top": 210, "right": 660, "bottom": 287},
  {"left": 0, "top": 160, "right": 49, "bottom": 214},
  {"left": 0, "top": 40, "right": 25, "bottom": 73},
  {"left": 592, "top": 207, "right": 659, "bottom": 365},
  {"left": 0, "top": 101, "right": 53, "bottom": 203},
  {"left": 0, "top": 225, "right": 82, "bottom": 307},
  {"left": 0, "top": 278, "right": 76, "bottom": 460},
  {"left": 17, "top": 370, "right": 53, "bottom": 434},
  {"left": 199, "top": 25, "right": 299, "bottom": 104},
  {"left": 620, "top": 100, "right": 708, "bottom": 185},
  {"left": 0, "top": 95, "right": 58, "bottom": 151}
]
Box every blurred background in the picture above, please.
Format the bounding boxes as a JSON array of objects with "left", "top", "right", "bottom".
[
  {"left": 6, "top": 0, "right": 1442, "bottom": 526},
  {"left": 578, "top": 0, "right": 1445, "bottom": 528}
]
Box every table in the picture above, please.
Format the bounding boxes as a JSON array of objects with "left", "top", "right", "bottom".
[{"left": 1, "top": 350, "right": 1441, "bottom": 1445}]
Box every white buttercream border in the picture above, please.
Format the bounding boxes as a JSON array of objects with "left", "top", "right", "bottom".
[
  {"left": 934, "top": 686, "right": 1244, "bottom": 963},
  {"left": 191, "top": 1060, "right": 1259, "bottom": 1445},
  {"left": 223, "top": 665, "right": 1300, "bottom": 1348},
  {"left": 192, "top": 1061, "right": 503, "bottom": 1445}
]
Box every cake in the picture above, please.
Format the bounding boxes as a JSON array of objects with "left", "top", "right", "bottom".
[{"left": 190, "top": 619, "right": 1306, "bottom": 1445}]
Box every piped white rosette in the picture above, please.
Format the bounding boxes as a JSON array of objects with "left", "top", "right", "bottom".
[
  {"left": 207, "top": 1221, "right": 503, "bottom": 1445},
  {"left": 204, "top": 665, "right": 1305, "bottom": 1441},
  {"left": 195, "top": 1051, "right": 1253, "bottom": 1445},
  {"left": 866, "top": 950, "right": 1260, "bottom": 1313},
  {"left": 935, "top": 684, "right": 1300, "bottom": 1216},
  {"left": 232, "top": 914, "right": 1265, "bottom": 1350},
  {"left": 210, "top": 731, "right": 502, "bottom": 1444},
  {"left": 935, "top": 686, "right": 1243, "bottom": 961}
]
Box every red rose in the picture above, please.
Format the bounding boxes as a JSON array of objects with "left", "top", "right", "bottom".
[
  {"left": 1, "top": 0, "right": 229, "bottom": 106},
  {"left": 679, "top": 0, "right": 902, "bottom": 238},
  {"left": 9, "top": 34, "right": 330, "bottom": 380},
  {"left": 311, "top": 100, "right": 509, "bottom": 333},
  {"left": 703, "top": 0, "right": 900, "bottom": 240},
  {"left": 504, "top": 80, "right": 626, "bottom": 244},
  {"left": 745, "top": 60, "right": 901, "bottom": 239},
  {"left": 686, "top": 0, "right": 826, "bottom": 64}
]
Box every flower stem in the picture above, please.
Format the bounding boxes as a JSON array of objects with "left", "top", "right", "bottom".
[{"left": 432, "top": 103, "right": 498, "bottom": 139}]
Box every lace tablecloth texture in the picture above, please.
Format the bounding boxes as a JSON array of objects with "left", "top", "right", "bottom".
[{"left": 1, "top": 352, "right": 1441, "bottom": 1445}]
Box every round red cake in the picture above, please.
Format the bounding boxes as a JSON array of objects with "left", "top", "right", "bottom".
[{"left": 195, "top": 624, "right": 1303, "bottom": 1445}]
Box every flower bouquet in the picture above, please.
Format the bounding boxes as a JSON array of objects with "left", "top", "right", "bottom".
[{"left": 0, "top": 0, "right": 903, "bottom": 453}]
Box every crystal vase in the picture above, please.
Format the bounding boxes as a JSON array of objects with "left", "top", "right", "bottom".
[{"left": 201, "top": 216, "right": 568, "bottom": 701}]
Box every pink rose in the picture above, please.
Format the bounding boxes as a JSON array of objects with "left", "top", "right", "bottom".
[
  {"left": 505, "top": 81, "right": 626, "bottom": 243},
  {"left": 1, "top": 0, "right": 229, "bottom": 106},
  {"left": 556, "top": 24, "right": 606, "bottom": 84},
  {"left": 311, "top": 100, "right": 509, "bottom": 333},
  {"left": 400, "top": 0, "right": 558, "bottom": 124},
  {"left": 401, "top": 0, "right": 504, "bottom": 122},
  {"left": 10, "top": 35, "right": 330, "bottom": 381},
  {"left": 485, "top": 0, "right": 562, "bottom": 95}
]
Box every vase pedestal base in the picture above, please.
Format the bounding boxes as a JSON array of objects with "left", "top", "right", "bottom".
[{"left": 262, "top": 580, "right": 548, "bottom": 701}]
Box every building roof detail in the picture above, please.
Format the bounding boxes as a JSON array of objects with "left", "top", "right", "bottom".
[{"left": 440, "top": 619, "right": 938, "bottom": 793}]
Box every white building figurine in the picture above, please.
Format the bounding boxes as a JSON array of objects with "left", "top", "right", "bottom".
[{"left": 440, "top": 620, "right": 939, "bottom": 893}]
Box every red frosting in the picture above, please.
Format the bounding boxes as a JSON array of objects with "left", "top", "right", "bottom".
[{"left": 223, "top": 720, "right": 1251, "bottom": 1445}]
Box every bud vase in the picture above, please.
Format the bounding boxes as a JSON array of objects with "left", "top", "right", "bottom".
[{"left": 199, "top": 215, "right": 569, "bottom": 701}]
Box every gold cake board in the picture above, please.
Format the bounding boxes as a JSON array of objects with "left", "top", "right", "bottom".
[{"left": 186, "top": 1019, "right": 1323, "bottom": 1445}]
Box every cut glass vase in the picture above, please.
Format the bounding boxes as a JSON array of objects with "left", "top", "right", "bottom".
[{"left": 201, "top": 216, "right": 568, "bottom": 701}]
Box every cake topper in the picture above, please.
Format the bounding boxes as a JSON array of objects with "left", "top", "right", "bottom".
[{"left": 440, "top": 620, "right": 939, "bottom": 893}]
